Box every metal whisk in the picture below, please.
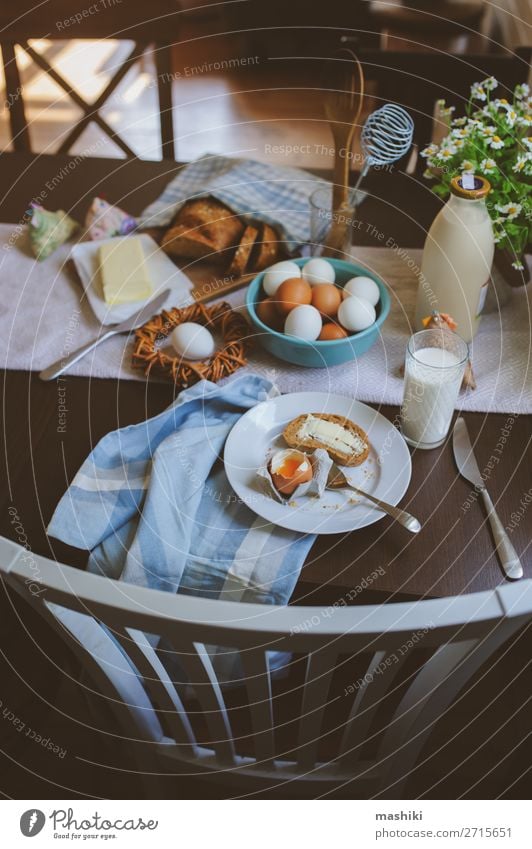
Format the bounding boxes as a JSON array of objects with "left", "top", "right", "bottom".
[{"left": 351, "top": 103, "right": 414, "bottom": 198}]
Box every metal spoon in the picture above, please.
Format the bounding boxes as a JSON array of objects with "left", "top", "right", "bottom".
[{"left": 326, "top": 462, "right": 421, "bottom": 533}]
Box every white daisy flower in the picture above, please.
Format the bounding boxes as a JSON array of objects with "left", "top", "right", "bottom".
[
  {"left": 504, "top": 108, "right": 518, "bottom": 128},
  {"left": 482, "top": 76, "right": 498, "bottom": 92},
  {"left": 438, "top": 145, "right": 457, "bottom": 159},
  {"left": 488, "top": 134, "right": 505, "bottom": 149},
  {"left": 420, "top": 143, "right": 439, "bottom": 158},
  {"left": 496, "top": 202, "right": 522, "bottom": 219},
  {"left": 481, "top": 124, "right": 497, "bottom": 137},
  {"left": 480, "top": 158, "right": 497, "bottom": 173},
  {"left": 461, "top": 160, "right": 475, "bottom": 172},
  {"left": 452, "top": 116, "right": 468, "bottom": 127},
  {"left": 512, "top": 260, "right": 525, "bottom": 270},
  {"left": 453, "top": 138, "right": 465, "bottom": 149},
  {"left": 513, "top": 155, "right": 528, "bottom": 172},
  {"left": 471, "top": 82, "right": 487, "bottom": 101},
  {"left": 522, "top": 137, "right": 532, "bottom": 151},
  {"left": 451, "top": 127, "right": 469, "bottom": 138},
  {"left": 517, "top": 114, "right": 532, "bottom": 127},
  {"left": 437, "top": 100, "right": 456, "bottom": 118},
  {"left": 514, "top": 83, "right": 530, "bottom": 100}
]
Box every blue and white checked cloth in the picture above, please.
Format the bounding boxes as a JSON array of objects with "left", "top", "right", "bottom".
[
  {"left": 48, "top": 374, "right": 315, "bottom": 607},
  {"left": 138, "top": 154, "right": 328, "bottom": 251}
]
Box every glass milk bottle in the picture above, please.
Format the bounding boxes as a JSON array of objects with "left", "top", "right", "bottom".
[{"left": 415, "top": 175, "right": 494, "bottom": 343}]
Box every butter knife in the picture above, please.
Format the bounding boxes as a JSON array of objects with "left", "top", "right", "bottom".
[
  {"left": 39, "top": 289, "right": 171, "bottom": 381},
  {"left": 453, "top": 417, "right": 523, "bottom": 580}
]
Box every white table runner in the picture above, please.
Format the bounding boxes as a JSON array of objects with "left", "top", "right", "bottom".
[{"left": 0, "top": 225, "right": 530, "bottom": 413}]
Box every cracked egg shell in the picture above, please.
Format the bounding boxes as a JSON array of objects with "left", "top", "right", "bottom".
[{"left": 269, "top": 449, "right": 313, "bottom": 495}]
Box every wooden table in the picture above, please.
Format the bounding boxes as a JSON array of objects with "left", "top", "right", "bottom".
[{"left": 0, "top": 152, "right": 530, "bottom": 602}]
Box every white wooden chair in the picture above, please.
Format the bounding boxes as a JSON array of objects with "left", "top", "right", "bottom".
[{"left": 1, "top": 535, "right": 531, "bottom": 797}]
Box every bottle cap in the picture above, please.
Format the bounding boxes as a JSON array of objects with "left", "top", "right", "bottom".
[{"left": 450, "top": 174, "right": 491, "bottom": 199}]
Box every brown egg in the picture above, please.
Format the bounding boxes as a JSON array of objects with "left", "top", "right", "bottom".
[
  {"left": 269, "top": 449, "right": 313, "bottom": 495},
  {"left": 318, "top": 323, "right": 348, "bottom": 341},
  {"left": 257, "top": 297, "right": 283, "bottom": 330},
  {"left": 274, "top": 278, "right": 312, "bottom": 318},
  {"left": 311, "top": 284, "right": 342, "bottom": 318}
]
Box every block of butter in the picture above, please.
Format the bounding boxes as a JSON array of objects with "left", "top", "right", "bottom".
[{"left": 99, "top": 237, "right": 153, "bottom": 305}]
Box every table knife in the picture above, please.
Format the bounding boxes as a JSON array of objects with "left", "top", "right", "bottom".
[
  {"left": 39, "top": 289, "right": 171, "bottom": 381},
  {"left": 453, "top": 417, "right": 523, "bottom": 581}
]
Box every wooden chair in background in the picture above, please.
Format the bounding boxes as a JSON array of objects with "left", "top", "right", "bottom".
[{"left": 0, "top": 0, "right": 182, "bottom": 158}]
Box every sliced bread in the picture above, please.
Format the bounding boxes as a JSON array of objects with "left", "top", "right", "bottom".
[{"left": 283, "top": 413, "right": 370, "bottom": 466}]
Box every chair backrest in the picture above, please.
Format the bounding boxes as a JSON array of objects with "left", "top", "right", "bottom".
[
  {"left": 2, "top": 535, "right": 531, "bottom": 795},
  {"left": 0, "top": 0, "right": 182, "bottom": 158},
  {"left": 357, "top": 47, "right": 532, "bottom": 148}
]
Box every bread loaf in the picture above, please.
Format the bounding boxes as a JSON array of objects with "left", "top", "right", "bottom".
[
  {"left": 161, "top": 198, "right": 245, "bottom": 264},
  {"left": 160, "top": 197, "right": 284, "bottom": 276}
]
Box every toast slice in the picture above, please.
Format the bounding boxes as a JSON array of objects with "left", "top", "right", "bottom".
[
  {"left": 227, "top": 224, "right": 259, "bottom": 277},
  {"left": 253, "top": 223, "right": 282, "bottom": 271},
  {"left": 283, "top": 413, "right": 369, "bottom": 467}
]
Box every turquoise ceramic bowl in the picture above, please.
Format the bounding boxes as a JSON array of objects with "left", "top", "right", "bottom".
[{"left": 246, "top": 257, "right": 390, "bottom": 368}]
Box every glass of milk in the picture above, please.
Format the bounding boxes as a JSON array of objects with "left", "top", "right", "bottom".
[{"left": 400, "top": 328, "right": 469, "bottom": 449}]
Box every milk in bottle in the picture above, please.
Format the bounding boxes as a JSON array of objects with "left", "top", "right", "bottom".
[{"left": 415, "top": 175, "right": 494, "bottom": 343}]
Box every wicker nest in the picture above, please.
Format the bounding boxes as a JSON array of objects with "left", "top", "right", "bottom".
[{"left": 132, "top": 301, "right": 251, "bottom": 387}]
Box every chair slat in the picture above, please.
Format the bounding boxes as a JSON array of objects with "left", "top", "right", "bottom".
[
  {"left": 339, "top": 649, "right": 408, "bottom": 765},
  {"left": 377, "top": 626, "right": 523, "bottom": 796},
  {"left": 297, "top": 649, "right": 337, "bottom": 771},
  {"left": 57, "top": 42, "right": 147, "bottom": 154},
  {"left": 241, "top": 650, "right": 275, "bottom": 764},
  {"left": 1, "top": 42, "right": 30, "bottom": 152},
  {"left": 155, "top": 44, "right": 176, "bottom": 159},
  {"left": 112, "top": 625, "right": 198, "bottom": 757},
  {"left": 176, "top": 642, "right": 236, "bottom": 766}
]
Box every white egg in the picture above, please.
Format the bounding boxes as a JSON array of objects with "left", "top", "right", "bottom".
[
  {"left": 302, "top": 257, "right": 336, "bottom": 286},
  {"left": 338, "top": 296, "right": 376, "bottom": 332},
  {"left": 263, "top": 261, "right": 301, "bottom": 296},
  {"left": 343, "top": 275, "right": 380, "bottom": 306},
  {"left": 170, "top": 322, "right": 215, "bottom": 360},
  {"left": 284, "top": 305, "right": 322, "bottom": 341}
]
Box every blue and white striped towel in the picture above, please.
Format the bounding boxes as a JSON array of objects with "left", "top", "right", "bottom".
[
  {"left": 48, "top": 374, "right": 315, "bottom": 607},
  {"left": 138, "top": 154, "right": 328, "bottom": 251}
]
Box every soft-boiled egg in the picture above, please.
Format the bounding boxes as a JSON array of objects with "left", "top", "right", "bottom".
[
  {"left": 275, "top": 278, "right": 312, "bottom": 317},
  {"left": 302, "top": 257, "right": 336, "bottom": 285},
  {"left": 269, "top": 449, "right": 313, "bottom": 495},
  {"left": 343, "top": 275, "right": 380, "bottom": 306},
  {"left": 284, "top": 304, "right": 322, "bottom": 341},
  {"left": 311, "top": 283, "right": 341, "bottom": 318},
  {"left": 170, "top": 322, "right": 215, "bottom": 360},
  {"left": 338, "top": 296, "right": 376, "bottom": 332},
  {"left": 263, "top": 261, "right": 301, "bottom": 296}
]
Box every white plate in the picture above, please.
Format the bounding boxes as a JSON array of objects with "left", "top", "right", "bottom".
[
  {"left": 71, "top": 234, "right": 193, "bottom": 325},
  {"left": 224, "top": 392, "right": 412, "bottom": 534}
]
